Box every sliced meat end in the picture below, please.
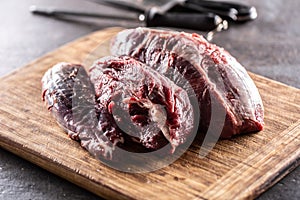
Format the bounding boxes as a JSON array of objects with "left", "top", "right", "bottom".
[{"left": 90, "top": 56, "right": 195, "bottom": 152}]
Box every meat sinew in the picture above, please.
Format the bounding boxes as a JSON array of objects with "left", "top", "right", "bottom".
[
  {"left": 111, "top": 27, "right": 264, "bottom": 138},
  {"left": 89, "top": 56, "right": 195, "bottom": 153}
]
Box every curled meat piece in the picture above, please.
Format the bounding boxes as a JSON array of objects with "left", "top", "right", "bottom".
[{"left": 89, "top": 56, "right": 195, "bottom": 153}]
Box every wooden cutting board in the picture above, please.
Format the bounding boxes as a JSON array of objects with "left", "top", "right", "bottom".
[{"left": 0, "top": 28, "right": 299, "bottom": 200}]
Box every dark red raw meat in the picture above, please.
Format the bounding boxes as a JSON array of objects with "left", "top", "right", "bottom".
[
  {"left": 111, "top": 27, "right": 264, "bottom": 138},
  {"left": 42, "top": 28, "right": 264, "bottom": 163},
  {"left": 42, "top": 63, "right": 124, "bottom": 160},
  {"left": 42, "top": 57, "right": 195, "bottom": 160},
  {"left": 89, "top": 56, "right": 195, "bottom": 153}
]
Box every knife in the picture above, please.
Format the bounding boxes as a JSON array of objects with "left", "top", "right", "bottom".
[{"left": 30, "top": 1, "right": 224, "bottom": 32}]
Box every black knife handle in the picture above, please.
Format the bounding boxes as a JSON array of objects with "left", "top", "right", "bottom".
[{"left": 146, "top": 12, "right": 222, "bottom": 31}]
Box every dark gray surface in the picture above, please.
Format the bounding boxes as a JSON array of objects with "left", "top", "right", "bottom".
[{"left": 0, "top": 0, "right": 299, "bottom": 199}]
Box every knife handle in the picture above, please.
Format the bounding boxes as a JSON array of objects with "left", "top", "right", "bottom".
[{"left": 146, "top": 12, "right": 222, "bottom": 31}]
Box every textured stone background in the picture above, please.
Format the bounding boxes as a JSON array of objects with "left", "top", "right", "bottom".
[{"left": 0, "top": 0, "right": 299, "bottom": 199}]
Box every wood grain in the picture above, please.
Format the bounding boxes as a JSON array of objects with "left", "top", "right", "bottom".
[{"left": 0, "top": 27, "right": 299, "bottom": 200}]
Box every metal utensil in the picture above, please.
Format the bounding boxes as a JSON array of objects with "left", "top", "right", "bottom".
[
  {"left": 30, "top": 0, "right": 225, "bottom": 32},
  {"left": 183, "top": 0, "right": 258, "bottom": 22},
  {"left": 29, "top": 5, "right": 138, "bottom": 21},
  {"left": 96, "top": 0, "right": 225, "bottom": 31},
  {"left": 30, "top": 0, "right": 257, "bottom": 40}
]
